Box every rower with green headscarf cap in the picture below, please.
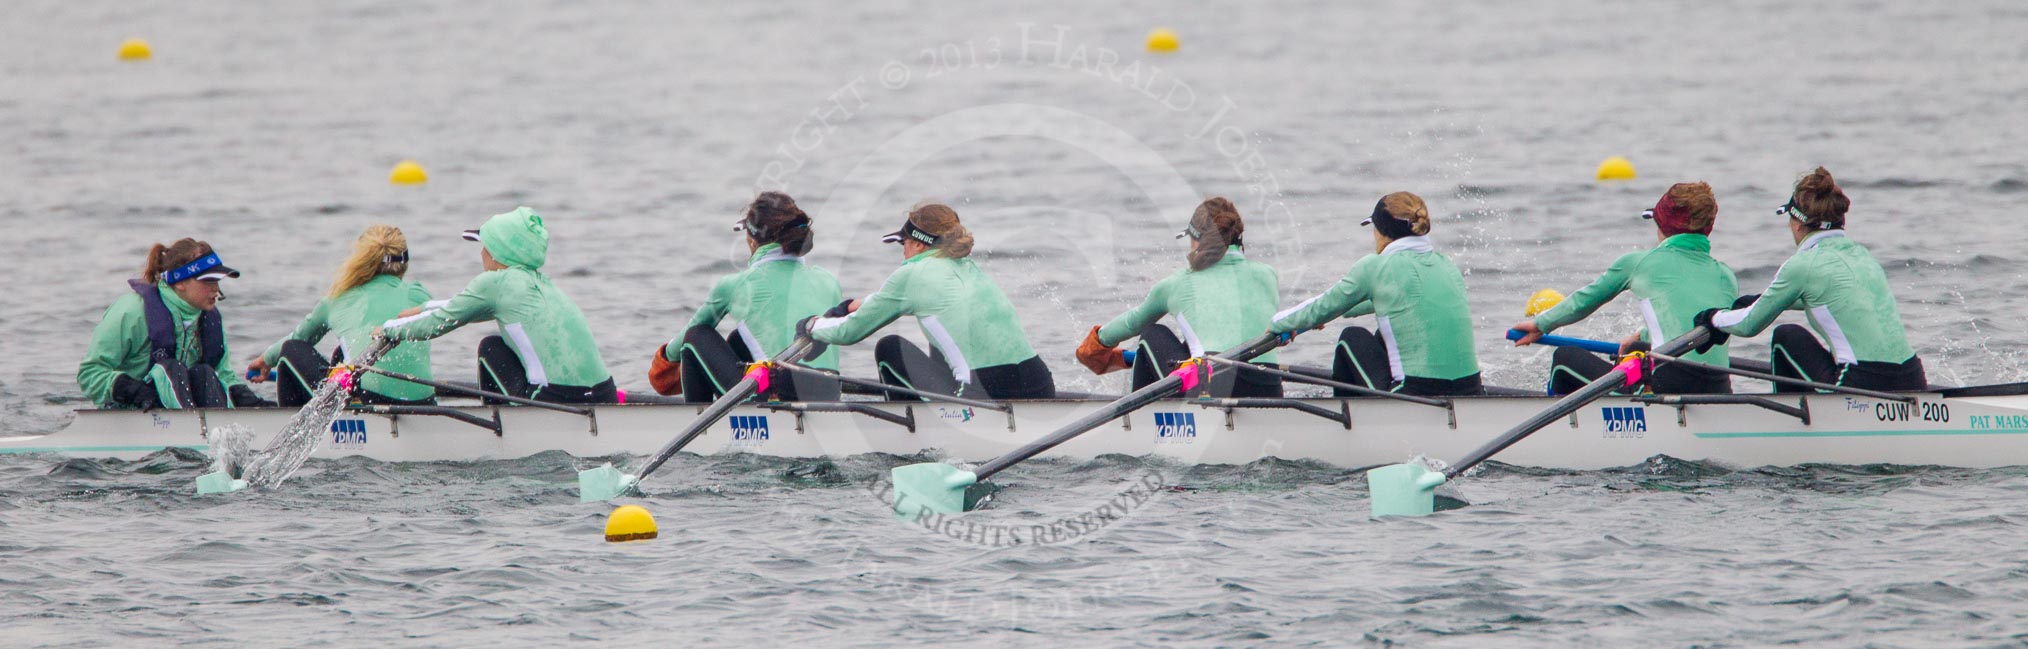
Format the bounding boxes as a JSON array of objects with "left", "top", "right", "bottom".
[{"left": 377, "top": 207, "right": 616, "bottom": 404}]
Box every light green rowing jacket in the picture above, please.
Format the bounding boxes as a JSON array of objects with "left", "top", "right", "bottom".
[
  {"left": 77, "top": 284, "right": 244, "bottom": 407},
  {"left": 381, "top": 207, "right": 612, "bottom": 387},
  {"left": 808, "top": 251, "right": 1038, "bottom": 382},
  {"left": 1533, "top": 233, "right": 1738, "bottom": 366},
  {"left": 1097, "top": 246, "right": 1279, "bottom": 364},
  {"left": 262, "top": 274, "right": 435, "bottom": 401},
  {"left": 665, "top": 243, "right": 842, "bottom": 370},
  {"left": 1269, "top": 236, "right": 1480, "bottom": 381},
  {"left": 1711, "top": 230, "right": 1916, "bottom": 364}
]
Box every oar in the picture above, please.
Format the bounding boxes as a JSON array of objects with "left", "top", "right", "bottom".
[
  {"left": 1368, "top": 327, "right": 1711, "bottom": 518},
  {"left": 198, "top": 338, "right": 398, "bottom": 494},
  {"left": 351, "top": 366, "right": 594, "bottom": 415},
  {"left": 1504, "top": 329, "right": 1774, "bottom": 375},
  {"left": 1642, "top": 352, "right": 1915, "bottom": 402},
  {"left": 576, "top": 337, "right": 818, "bottom": 502},
  {"left": 890, "top": 334, "right": 1280, "bottom": 515}
]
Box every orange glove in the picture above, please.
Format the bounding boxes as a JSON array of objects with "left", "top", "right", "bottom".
[
  {"left": 1075, "top": 326, "right": 1130, "bottom": 375},
  {"left": 649, "top": 344, "right": 683, "bottom": 395}
]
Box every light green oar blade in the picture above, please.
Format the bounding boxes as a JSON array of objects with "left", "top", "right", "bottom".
[
  {"left": 1366, "top": 463, "right": 1447, "bottom": 518},
  {"left": 194, "top": 470, "right": 248, "bottom": 495},
  {"left": 577, "top": 463, "right": 638, "bottom": 503},
  {"left": 889, "top": 462, "right": 981, "bottom": 515}
]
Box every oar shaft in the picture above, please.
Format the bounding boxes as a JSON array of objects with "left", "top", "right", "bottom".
[
  {"left": 353, "top": 366, "right": 590, "bottom": 415},
  {"left": 971, "top": 334, "right": 1281, "bottom": 481},
  {"left": 631, "top": 337, "right": 817, "bottom": 484},
  {"left": 1647, "top": 352, "right": 1915, "bottom": 403},
  {"left": 1200, "top": 356, "right": 1449, "bottom": 407},
  {"left": 772, "top": 364, "right": 1009, "bottom": 411},
  {"left": 1445, "top": 328, "right": 1711, "bottom": 479}
]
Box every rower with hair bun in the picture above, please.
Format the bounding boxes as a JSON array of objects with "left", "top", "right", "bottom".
[
  {"left": 1075, "top": 197, "right": 1284, "bottom": 397},
  {"left": 78, "top": 238, "right": 272, "bottom": 410},
  {"left": 650, "top": 192, "right": 842, "bottom": 403},
  {"left": 805, "top": 202, "right": 1055, "bottom": 400},
  {"left": 249, "top": 224, "right": 436, "bottom": 407},
  {"left": 1269, "top": 191, "right": 1483, "bottom": 397},
  {"left": 1512, "top": 182, "right": 1740, "bottom": 395},
  {"left": 1698, "top": 167, "right": 1927, "bottom": 391}
]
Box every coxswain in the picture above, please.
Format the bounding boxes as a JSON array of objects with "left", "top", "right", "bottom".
[{"left": 79, "top": 238, "right": 272, "bottom": 409}]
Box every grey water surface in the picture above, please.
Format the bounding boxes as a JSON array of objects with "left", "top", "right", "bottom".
[{"left": 4, "top": 0, "right": 2028, "bottom": 646}]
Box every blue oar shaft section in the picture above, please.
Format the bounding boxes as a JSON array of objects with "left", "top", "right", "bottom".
[{"left": 1505, "top": 329, "right": 1620, "bottom": 355}]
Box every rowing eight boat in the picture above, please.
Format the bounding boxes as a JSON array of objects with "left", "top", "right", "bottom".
[{"left": 8, "top": 387, "right": 2028, "bottom": 469}]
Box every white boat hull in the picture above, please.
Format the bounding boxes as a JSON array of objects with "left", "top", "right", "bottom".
[{"left": 8, "top": 391, "right": 2028, "bottom": 470}]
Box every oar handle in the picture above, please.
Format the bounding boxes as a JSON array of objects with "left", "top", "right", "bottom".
[
  {"left": 971, "top": 334, "right": 1278, "bottom": 481},
  {"left": 1445, "top": 327, "right": 1712, "bottom": 479},
  {"left": 630, "top": 336, "right": 819, "bottom": 483},
  {"left": 1505, "top": 329, "right": 1622, "bottom": 355}
]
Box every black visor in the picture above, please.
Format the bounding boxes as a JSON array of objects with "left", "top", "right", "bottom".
[{"left": 881, "top": 219, "right": 939, "bottom": 246}]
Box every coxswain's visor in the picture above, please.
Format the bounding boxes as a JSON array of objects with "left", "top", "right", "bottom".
[
  {"left": 881, "top": 219, "right": 939, "bottom": 246},
  {"left": 162, "top": 252, "right": 240, "bottom": 284}
]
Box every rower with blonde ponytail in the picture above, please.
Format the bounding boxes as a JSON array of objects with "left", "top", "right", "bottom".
[{"left": 250, "top": 225, "right": 437, "bottom": 406}]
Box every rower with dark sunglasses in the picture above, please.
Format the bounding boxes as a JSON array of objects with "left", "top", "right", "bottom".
[{"left": 1696, "top": 167, "right": 1927, "bottom": 392}]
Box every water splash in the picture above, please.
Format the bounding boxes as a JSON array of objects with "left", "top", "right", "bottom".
[
  {"left": 204, "top": 423, "right": 254, "bottom": 478},
  {"left": 238, "top": 341, "right": 393, "bottom": 489}
]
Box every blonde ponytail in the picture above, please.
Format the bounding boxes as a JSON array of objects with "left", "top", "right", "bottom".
[{"left": 329, "top": 225, "right": 409, "bottom": 298}]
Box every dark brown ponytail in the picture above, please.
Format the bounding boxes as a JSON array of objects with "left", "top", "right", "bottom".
[
  {"left": 1187, "top": 197, "right": 1245, "bottom": 271},
  {"left": 140, "top": 238, "right": 214, "bottom": 285},
  {"left": 744, "top": 191, "right": 814, "bottom": 255}
]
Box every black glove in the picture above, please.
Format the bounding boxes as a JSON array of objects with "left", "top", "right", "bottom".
[
  {"left": 229, "top": 384, "right": 276, "bottom": 408},
  {"left": 823, "top": 299, "right": 854, "bottom": 319},
  {"left": 796, "top": 315, "right": 818, "bottom": 339},
  {"left": 1691, "top": 308, "right": 1731, "bottom": 353},
  {"left": 793, "top": 316, "right": 828, "bottom": 359},
  {"left": 111, "top": 374, "right": 162, "bottom": 411},
  {"left": 1732, "top": 293, "right": 1759, "bottom": 309}
]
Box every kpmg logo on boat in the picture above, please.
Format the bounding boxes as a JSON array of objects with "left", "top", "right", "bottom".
[
  {"left": 1601, "top": 407, "right": 1647, "bottom": 437},
  {"left": 329, "top": 419, "right": 368, "bottom": 449},
  {"left": 1153, "top": 412, "right": 1196, "bottom": 443},
  {"left": 729, "top": 415, "right": 770, "bottom": 444}
]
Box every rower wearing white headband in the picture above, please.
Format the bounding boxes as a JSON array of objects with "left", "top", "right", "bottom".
[
  {"left": 1269, "top": 191, "right": 1483, "bottom": 396},
  {"left": 78, "top": 238, "right": 272, "bottom": 410},
  {"left": 249, "top": 224, "right": 437, "bottom": 407},
  {"left": 1698, "top": 166, "right": 1927, "bottom": 392},
  {"left": 1076, "top": 196, "right": 1284, "bottom": 397},
  {"left": 649, "top": 192, "right": 843, "bottom": 403},
  {"left": 805, "top": 201, "right": 1055, "bottom": 400}
]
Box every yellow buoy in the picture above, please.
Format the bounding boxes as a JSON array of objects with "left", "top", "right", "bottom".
[
  {"left": 1146, "top": 28, "right": 1180, "bottom": 53},
  {"left": 604, "top": 505, "right": 658, "bottom": 542},
  {"left": 1595, "top": 156, "right": 1636, "bottom": 181},
  {"left": 388, "top": 160, "right": 428, "bottom": 185},
  {"left": 1524, "top": 288, "right": 1566, "bottom": 317},
  {"left": 117, "top": 38, "right": 153, "bottom": 61}
]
